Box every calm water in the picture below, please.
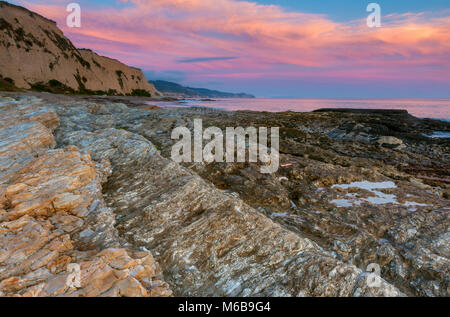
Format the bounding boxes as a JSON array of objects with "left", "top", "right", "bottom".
[{"left": 151, "top": 98, "right": 450, "bottom": 120}]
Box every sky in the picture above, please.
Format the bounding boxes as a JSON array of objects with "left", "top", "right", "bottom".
[{"left": 7, "top": 0, "right": 450, "bottom": 98}]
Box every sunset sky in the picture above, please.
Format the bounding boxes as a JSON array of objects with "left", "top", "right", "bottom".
[{"left": 9, "top": 0, "right": 450, "bottom": 98}]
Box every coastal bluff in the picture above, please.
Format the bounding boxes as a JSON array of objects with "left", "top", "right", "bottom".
[{"left": 0, "top": 1, "right": 159, "bottom": 96}]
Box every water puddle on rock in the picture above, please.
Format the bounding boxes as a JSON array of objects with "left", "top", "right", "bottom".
[{"left": 330, "top": 181, "right": 430, "bottom": 208}]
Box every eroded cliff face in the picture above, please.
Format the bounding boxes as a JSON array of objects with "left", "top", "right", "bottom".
[{"left": 0, "top": 1, "right": 159, "bottom": 96}]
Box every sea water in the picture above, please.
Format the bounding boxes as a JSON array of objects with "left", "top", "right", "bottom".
[{"left": 151, "top": 98, "right": 450, "bottom": 120}]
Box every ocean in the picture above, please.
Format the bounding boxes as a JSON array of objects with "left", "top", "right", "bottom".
[{"left": 151, "top": 98, "right": 450, "bottom": 120}]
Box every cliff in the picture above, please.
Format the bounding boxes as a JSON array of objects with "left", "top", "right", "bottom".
[{"left": 0, "top": 1, "right": 159, "bottom": 96}]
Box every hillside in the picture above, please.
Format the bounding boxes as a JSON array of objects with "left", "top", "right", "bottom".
[
  {"left": 150, "top": 80, "right": 254, "bottom": 98},
  {"left": 0, "top": 1, "right": 159, "bottom": 96}
]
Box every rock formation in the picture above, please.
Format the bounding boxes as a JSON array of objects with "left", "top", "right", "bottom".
[
  {"left": 1, "top": 92, "right": 448, "bottom": 297},
  {"left": 0, "top": 93, "right": 409, "bottom": 297},
  {"left": 0, "top": 95, "right": 171, "bottom": 297},
  {"left": 0, "top": 0, "right": 447, "bottom": 299},
  {"left": 0, "top": 1, "right": 159, "bottom": 96},
  {"left": 140, "top": 107, "right": 448, "bottom": 297}
]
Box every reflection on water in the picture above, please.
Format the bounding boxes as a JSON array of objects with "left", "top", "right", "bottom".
[{"left": 150, "top": 98, "right": 450, "bottom": 119}]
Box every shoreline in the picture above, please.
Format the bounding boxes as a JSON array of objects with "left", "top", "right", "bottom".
[
  {"left": 2, "top": 91, "right": 449, "bottom": 120},
  {"left": 0, "top": 92, "right": 449, "bottom": 297}
]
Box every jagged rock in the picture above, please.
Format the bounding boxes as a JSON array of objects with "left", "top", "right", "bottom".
[
  {"left": 0, "top": 122, "right": 55, "bottom": 186},
  {"left": 0, "top": 95, "right": 171, "bottom": 297},
  {"left": 58, "top": 127, "right": 402, "bottom": 297},
  {"left": 1, "top": 93, "right": 448, "bottom": 297},
  {"left": 0, "top": 96, "right": 59, "bottom": 130},
  {"left": 42, "top": 93, "right": 448, "bottom": 297},
  {"left": 55, "top": 98, "right": 447, "bottom": 297}
]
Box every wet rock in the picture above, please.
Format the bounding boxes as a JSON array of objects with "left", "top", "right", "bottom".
[
  {"left": 58, "top": 126, "right": 403, "bottom": 297},
  {"left": 102, "top": 102, "right": 446, "bottom": 296},
  {"left": 2, "top": 93, "right": 448, "bottom": 297}
]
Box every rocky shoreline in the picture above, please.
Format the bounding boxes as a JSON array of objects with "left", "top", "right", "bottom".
[{"left": 0, "top": 92, "right": 448, "bottom": 297}]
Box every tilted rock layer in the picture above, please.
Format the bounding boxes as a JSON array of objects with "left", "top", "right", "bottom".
[
  {"left": 1, "top": 92, "right": 448, "bottom": 297},
  {"left": 49, "top": 94, "right": 407, "bottom": 297},
  {"left": 0, "top": 1, "right": 159, "bottom": 96},
  {"left": 0, "top": 96, "right": 171, "bottom": 297},
  {"left": 138, "top": 107, "right": 448, "bottom": 297}
]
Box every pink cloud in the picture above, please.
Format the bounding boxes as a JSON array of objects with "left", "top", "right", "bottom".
[{"left": 17, "top": 0, "right": 450, "bottom": 85}]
